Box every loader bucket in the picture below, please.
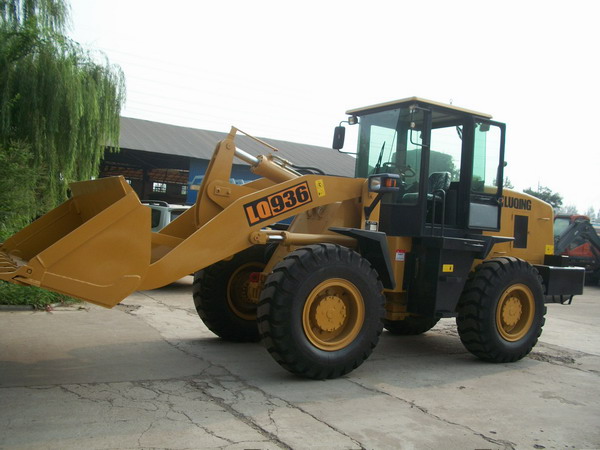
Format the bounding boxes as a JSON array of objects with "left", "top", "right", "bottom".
[{"left": 0, "top": 177, "right": 150, "bottom": 308}]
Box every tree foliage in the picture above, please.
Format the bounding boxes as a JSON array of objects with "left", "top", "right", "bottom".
[
  {"left": 0, "top": 0, "right": 125, "bottom": 219},
  {"left": 555, "top": 205, "right": 600, "bottom": 219},
  {"left": 0, "top": 140, "right": 42, "bottom": 240},
  {"left": 559, "top": 204, "right": 578, "bottom": 215},
  {"left": 0, "top": 0, "right": 124, "bottom": 306},
  {"left": 523, "top": 185, "right": 563, "bottom": 210},
  {"left": 584, "top": 207, "right": 600, "bottom": 222}
]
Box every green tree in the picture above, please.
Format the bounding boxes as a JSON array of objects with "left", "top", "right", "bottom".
[
  {"left": 559, "top": 204, "right": 578, "bottom": 215},
  {"left": 524, "top": 185, "right": 563, "bottom": 210},
  {"left": 0, "top": 0, "right": 125, "bottom": 222},
  {"left": 0, "top": 141, "right": 42, "bottom": 239},
  {"left": 0, "top": 0, "right": 124, "bottom": 307},
  {"left": 584, "top": 207, "right": 599, "bottom": 221}
]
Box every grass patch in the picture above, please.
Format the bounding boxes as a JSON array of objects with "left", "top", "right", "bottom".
[{"left": 0, "top": 281, "right": 80, "bottom": 309}]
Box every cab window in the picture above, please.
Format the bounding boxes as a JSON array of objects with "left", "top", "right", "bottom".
[{"left": 472, "top": 122, "right": 502, "bottom": 194}]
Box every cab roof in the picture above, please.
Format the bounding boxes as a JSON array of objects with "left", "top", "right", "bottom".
[{"left": 346, "top": 96, "right": 493, "bottom": 120}]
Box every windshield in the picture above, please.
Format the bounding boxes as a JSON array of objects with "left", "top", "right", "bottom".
[
  {"left": 355, "top": 108, "right": 425, "bottom": 204},
  {"left": 355, "top": 108, "right": 424, "bottom": 178},
  {"left": 355, "top": 106, "right": 468, "bottom": 207},
  {"left": 554, "top": 217, "right": 570, "bottom": 238}
]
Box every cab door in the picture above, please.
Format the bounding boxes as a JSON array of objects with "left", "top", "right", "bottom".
[{"left": 468, "top": 119, "right": 505, "bottom": 231}]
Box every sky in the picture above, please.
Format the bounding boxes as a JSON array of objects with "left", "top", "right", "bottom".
[{"left": 68, "top": 0, "right": 600, "bottom": 214}]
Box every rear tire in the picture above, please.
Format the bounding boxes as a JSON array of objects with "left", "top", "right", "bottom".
[
  {"left": 193, "top": 245, "right": 269, "bottom": 342},
  {"left": 257, "top": 244, "right": 385, "bottom": 379},
  {"left": 384, "top": 316, "right": 440, "bottom": 335},
  {"left": 456, "top": 257, "right": 546, "bottom": 363}
]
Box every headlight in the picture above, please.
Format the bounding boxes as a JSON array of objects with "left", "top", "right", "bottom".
[
  {"left": 369, "top": 177, "right": 382, "bottom": 191},
  {"left": 368, "top": 173, "right": 401, "bottom": 193}
]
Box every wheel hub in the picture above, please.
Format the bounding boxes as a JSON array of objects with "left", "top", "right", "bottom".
[
  {"left": 315, "top": 296, "right": 347, "bottom": 332},
  {"left": 227, "top": 262, "right": 265, "bottom": 321},
  {"left": 495, "top": 283, "right": 535, "bottom": 342},
  {"left": 302, "top": 279, "right": 365, "bottom": 351},
  {"left": 501, "top": 296, "right": 522, "bottom": 327}
]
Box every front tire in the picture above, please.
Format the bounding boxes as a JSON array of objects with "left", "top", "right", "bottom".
[
  {"left": 456, "top": 257, "right": 546, "bottom": 363},
  {"left": 257, "top": 244, "right": 385, "bottom": 379}
]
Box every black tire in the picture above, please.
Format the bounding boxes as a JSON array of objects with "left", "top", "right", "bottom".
[
  {"left": 193, "top": 245, "right": 269, "bottom": 342},
  {"left": 257, "top": 244, "right": 385, "bottom": 379},
  {"left": 456, "top": 257, "right": 546, "bottom": 363},
  {"left": 384, "top": 316, "right": 440, "bottom": 335}
]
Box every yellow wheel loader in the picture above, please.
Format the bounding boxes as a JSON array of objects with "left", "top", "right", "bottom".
[{"left": 0, "top": 97, "right": 584, "bottom": 379}]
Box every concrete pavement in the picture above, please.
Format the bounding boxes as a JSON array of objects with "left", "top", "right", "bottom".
[{"left": 1, "top": 278, "right": 599, "bottom": 449}]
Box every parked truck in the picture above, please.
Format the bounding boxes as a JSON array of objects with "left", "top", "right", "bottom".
[{"left": 0, "top": 97, "right": 584, "bottom": 379}]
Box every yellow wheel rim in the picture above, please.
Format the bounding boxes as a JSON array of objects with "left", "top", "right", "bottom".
[
  {"left": 226, "top": 262, "right": 264, "bottom": 321},
  {"left": 302, "top": 279, "right": 365, "bottom": 351},
  {"left": 495, "top": 283, "right": 535, "bottom": 342}
]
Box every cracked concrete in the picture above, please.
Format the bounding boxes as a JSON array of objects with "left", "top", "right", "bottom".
[{"left": 1, "top": 277, "right": 599, "bottom": 449}]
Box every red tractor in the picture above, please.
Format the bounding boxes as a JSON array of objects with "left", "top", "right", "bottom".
[{"left": 554, "top": 215, "right": 600, "bottom": 285}]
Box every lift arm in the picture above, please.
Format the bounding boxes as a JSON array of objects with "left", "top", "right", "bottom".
[{"left": 0, "top": 128, "right": 367, "bottom": 307}]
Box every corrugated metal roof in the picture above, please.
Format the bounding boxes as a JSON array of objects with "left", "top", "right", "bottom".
[{"left": 119, "top": 117, "right": 356, "bottom": 177}]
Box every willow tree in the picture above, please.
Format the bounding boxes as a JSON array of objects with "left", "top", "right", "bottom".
[{"left": 0, "top": 0, "right": 125, "bottom": 231}]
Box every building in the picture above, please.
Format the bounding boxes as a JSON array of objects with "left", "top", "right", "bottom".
[{"left": 100, "top": 117, "right": 356, "bottom": 204}]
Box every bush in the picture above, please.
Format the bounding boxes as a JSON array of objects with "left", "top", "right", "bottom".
[
  {"left": 0, "top": 140, "right": 42, "bottom": 241},
  {"left": 0, "top": 141, "right": 78, "bottom": 307},
  {"left": 0, "top": 281, "right": 77, "bottom": 309}
]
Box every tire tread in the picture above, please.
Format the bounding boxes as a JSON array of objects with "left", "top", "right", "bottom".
[{"left": 257, "top": 244, "right": 384, "bottom": 379}]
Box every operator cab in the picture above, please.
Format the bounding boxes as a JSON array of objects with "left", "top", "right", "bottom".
[{"left": 335, "top": 97, "right": 506, "bottom": 238}]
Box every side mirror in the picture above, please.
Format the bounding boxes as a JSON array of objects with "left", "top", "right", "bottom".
[{"left": 332, "top": 126, "right": 345, "bottom": 150}]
